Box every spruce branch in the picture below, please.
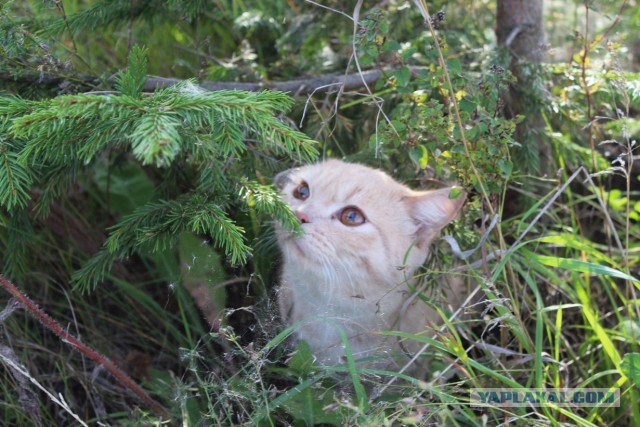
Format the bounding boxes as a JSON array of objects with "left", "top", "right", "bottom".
[
  {"left": 5, "top": 83, "right": 317, "bottom": 169},
  {"left": 130, "top": 110, "right": 182, "bottom": 166},
  {"left": 0, "top": 137, "right": 32, "bottom": 210},
  {"left": 0, "top": 275, "right": 171, "bottom": 421},
  {"left": 1, "top": 48, "right": 318, "bottom": 291},
  {"left": 32, "top": 163, "right": 82, "bottom": 218},
  {"left": 72, "top": 195, "right": 250, "bottom": 291},
  {"left": 239, "top": 180, "right": 301, "bottom": 234},
  {"left": 115, "top": 45, "right": 148, "bottom": 99},
  {"left": 71, "top": 250, "right": 117, "bottom": 293},
  {"left": 2, "top": 211, "right": 32, "bottom": 280},
  {"left": 42, "top": 0, "right": 162, "bottom": 37}
]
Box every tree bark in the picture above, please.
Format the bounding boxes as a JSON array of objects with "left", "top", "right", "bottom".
[
  {"left": 496, "top": 0, "right": 545, "bottom": 63},
  {"left": 496, "top": 0, "right": 549, "bottom": 174}
]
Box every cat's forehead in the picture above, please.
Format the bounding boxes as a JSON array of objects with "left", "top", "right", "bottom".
[{"left": 283, "top": 160, "right": 406, "bottom": 202}]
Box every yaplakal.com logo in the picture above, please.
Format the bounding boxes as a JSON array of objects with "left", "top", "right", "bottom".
[{"left": 470, "top": 388, "right": 620, "bottom": 407}]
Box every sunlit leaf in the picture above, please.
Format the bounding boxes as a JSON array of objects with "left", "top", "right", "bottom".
[{"left": 621, "top": 353, "right": 640, "bottom": 389}]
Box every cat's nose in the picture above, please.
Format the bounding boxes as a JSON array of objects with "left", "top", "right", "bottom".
[{"left": 295, "top": 210, "right": 310, "bottom": 224}]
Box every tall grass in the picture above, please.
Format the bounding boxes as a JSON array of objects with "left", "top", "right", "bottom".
[{"left": 1, "top": 1, "right": 639, "bottom": 426}]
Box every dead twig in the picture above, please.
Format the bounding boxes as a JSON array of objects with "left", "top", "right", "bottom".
[{"left": 2, "top": 66, "right": 427, "bottom": 96}]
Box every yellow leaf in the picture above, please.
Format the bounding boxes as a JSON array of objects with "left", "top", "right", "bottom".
[{"left": 411, "top": 90, "right": 428, "bottom": 105}]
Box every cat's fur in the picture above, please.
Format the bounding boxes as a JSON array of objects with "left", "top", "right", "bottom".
[{"left": 275, "top": 159, "right": 466, "bottom": 374}]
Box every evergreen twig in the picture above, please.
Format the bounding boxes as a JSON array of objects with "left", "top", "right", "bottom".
[{"left": 0, "top": 45, "right": 318, "bottom": 286}]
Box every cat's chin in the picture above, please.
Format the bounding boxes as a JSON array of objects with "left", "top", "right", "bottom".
[
  {"left": 281, "top": 238, "right": 306, "bottom": 258},
  {"left": 276, "top": 231, "right": 311, "bottom": 259}
]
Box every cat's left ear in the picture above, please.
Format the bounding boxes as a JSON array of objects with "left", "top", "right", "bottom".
[
  {"left": 405, "top": 187, "right": 466, "bottom": 248},
  {"left": 274, "top": 169, "right": 292, "bottom": 190}
]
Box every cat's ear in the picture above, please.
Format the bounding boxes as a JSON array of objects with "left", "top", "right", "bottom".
[
  {"left": 404, "top": 187, "right": 466, "bottom": 248},
  {"left": 274, "top": 169, "right": 292, "bottom": 190}
]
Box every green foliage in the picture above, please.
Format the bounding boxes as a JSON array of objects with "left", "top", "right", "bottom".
[
  {"left": 0, "top": 45, "right": 316, "bottom": 290},
  {"left": 621, "top": 353, "right": 640, "bottom": 389},
  {"left": 0, "top": 136, "right": 31, "bottom": 210},
  {"left": 1, "top": 0, "right": 640, "bottom": 426},
  {"left": 350, "top": 7, "right": 521, "bottom": 194},
  {"left": 72, "top": 195, "right": 251, "bottom": 289},
  {"left": 0, "top": 1, "right": 68, "bottom": 80},
  {"left": 43, "top": 0, "right": 171, "bottom": 36},
  {"left": 115, "top": 45, "right": 148, "bottom": 99}
]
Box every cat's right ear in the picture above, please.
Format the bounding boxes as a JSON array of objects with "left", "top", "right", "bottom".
[
  {"left": 275, "top": 169, "right": 292, "bottom": 190},
  {"left": 405, "top": 187, "right": 466, "bottom": 248}
]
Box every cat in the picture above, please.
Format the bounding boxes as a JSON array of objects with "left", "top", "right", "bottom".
[{"left": 275, "top": 159, "right": 467, "bottom": 376}]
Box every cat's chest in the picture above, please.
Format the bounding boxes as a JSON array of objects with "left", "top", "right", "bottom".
[{"left": 283, "top": 268, "right": 404, "bottom": 324}]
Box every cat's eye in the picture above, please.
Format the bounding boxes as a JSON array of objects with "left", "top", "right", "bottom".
[
  {"left": 339, "top": 206, "right": 366, "bottom": 226},
  {"left": 293, "top": 182, "right": 310, "bottom": 200}
]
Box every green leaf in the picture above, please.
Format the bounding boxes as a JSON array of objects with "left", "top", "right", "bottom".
[
  {"left": 384, "top": 39, "right": 401, "bottom": 52},
  {"left": 530, "top": 254, "right": 640, "bottom": 285},
  {"left": 281, "top": 383, "right": 344, "bottom": 426},
  {"left": 288, "top": 340, "right": 316, "bottom": 374},
  {"left": 399, "top": 46, "right": 417, "bottom": 60},
  {"left": 448, "top": 187, "right": 463, "bottom": 200},
  {"left": 92, "top": 161, "right": 155, "bottom": 215},
  {"left": 359, "top": 53, "right": 373, "bottom": 66},
  {"left": 621, "top": 353, "right": 640, "bottom": 388},
  {"left": 257, "top": 325, "right": 339, "bottom": 424},
  {"left": 409, "top": 145, "right": 429, "bottom": 169},
  {"left": 446, "top": 58, "right": 462, "bottom": 75},
  {"left": 179, "top": 232, "right": 227, "bottom": 326},
  {"left": 395, "top": 66, "right": 411, "bottom": 87},
  {"left": 498, "top": 158, "right": 513, "bottom": 177},
  {"left": 459, "top": 99, "right": 477, "bottom": 113}
]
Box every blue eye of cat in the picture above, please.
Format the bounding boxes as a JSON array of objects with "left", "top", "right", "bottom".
[
  {"left": 293, "top": 182, "right": 310, "bottom": 200},
  {"left": 339, "top": 206, "right": 366, "bottom": 226}
]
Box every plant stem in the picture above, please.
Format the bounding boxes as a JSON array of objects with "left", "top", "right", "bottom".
[
  {"left": 412, "top": 0, "right": 516, "bottom": 292},
  {"left": 412, "top": 0, "right": 493, "bottom": 214}
]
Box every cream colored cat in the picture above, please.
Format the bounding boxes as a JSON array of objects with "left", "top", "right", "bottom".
[{"left": 275, "top": 159, "right": 466, "bottom": 375}]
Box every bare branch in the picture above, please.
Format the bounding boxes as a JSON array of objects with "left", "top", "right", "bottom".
[
  {"left": 144, "top": 68, "right": 411, "bottom": 95},
  {"left": 2, "top": 67, "right": 427, "bottom": 96}
]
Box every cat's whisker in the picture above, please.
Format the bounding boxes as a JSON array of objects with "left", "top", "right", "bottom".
[
  {"left": 253, "top": 229, "right": 279, "bottom": 254},
  {"left": 319, "top": 253, "right": 338, "bottom": 294},
  {"left": 333, "top": 254, "right": 360, "bottom": 312}
]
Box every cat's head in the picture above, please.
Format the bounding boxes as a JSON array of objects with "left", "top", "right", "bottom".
[{"left": 275, "top": 159, "right": 465, "bottom": 285}]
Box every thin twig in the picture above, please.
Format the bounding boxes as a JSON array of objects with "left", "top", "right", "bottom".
[
  {"left": 304, "top": 0, "right": 354, "bottom": 21},
  {"left": 349, "top": 0, "right": 400, "bottom": 150},
  {"left": 580, "top": 2, "right": 596, "bottom": 172},
  {"left": 0, "top": 350, "right": 87, "bottom": 427},
  {"left": 411, "top": 0, "right": 492, "bottom": 214}
]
